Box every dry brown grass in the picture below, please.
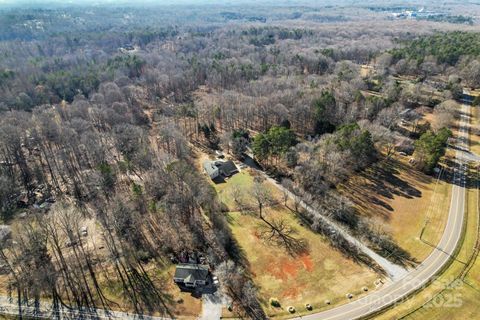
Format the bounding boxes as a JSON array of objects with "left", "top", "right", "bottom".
[
  {"left": 0, "top": 212, "right": 202, "bottom": 318},
  {"left": 98, "top": 263, "right": 202, "bottom": 319},
  {"left": 227, "top": 209, "right": 378, "bottom": 318},
  {"left": 215, "top": 168, "right": 378, "bottom": 318},
  {"left": 341, "top": 157, "right": 451, "bottom": 262},
  {"left": 374, "top": 105, "right": 479, "bottom": 320},
  {"left": 339, "top": 105, "right": 460, "bottom": 262},
  {"left": 0, "top": 261, "right": 201, "bottom": 318},
  {"left": 470, "top": 106, "right": 480, "bottom": 156},
  {"left": 376, "top": 166, "right": 479, "bottom": 320}
]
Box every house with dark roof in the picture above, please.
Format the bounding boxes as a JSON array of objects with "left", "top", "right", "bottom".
[
  {"left": 203, "top": 160, "right": 239, "bottom": 180},
  {"left": 217, "top": 160, "right": 238, "bottom": 177},
  {"left": 173, "top": 263, "right": 210, "bottom": 288}
]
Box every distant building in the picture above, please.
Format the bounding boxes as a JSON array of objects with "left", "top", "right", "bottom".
[
  {"left": 399, "top": 108, "right": 412, "bottom": 118},
  {"left": 203, "top": 160, "right": 239, "bottom": 180},
  {"left": 395, "top": 137, "right": 414, "bottom": 155},
  {"left": 173, "top": 264, "right": 210, "bottom": 288}
]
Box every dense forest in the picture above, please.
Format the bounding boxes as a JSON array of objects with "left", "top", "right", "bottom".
[
  {"left": 391, "top": 31, "right": 480, "bottom": 65},
  {"left": 0, "top": 1, "right": 477, "bottom": 319}
]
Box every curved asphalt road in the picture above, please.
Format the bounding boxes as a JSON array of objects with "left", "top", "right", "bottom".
[
  {"left": 295, "top": 103, "right": 472, "bottom": 320},
  {"left": 0, "top": 106, "right": 473, "bottom": 320}
]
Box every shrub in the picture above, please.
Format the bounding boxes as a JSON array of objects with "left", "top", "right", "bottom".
[{"left": 269, "top": 297, "right": 281, "bottom": 308}]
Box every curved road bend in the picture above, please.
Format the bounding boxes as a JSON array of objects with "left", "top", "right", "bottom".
[
  {"left": 294, "top": 103, "right": 471, "bottom": 320},
  {"left": 0, "top": 105, "right": 472, "bottom": 320}
]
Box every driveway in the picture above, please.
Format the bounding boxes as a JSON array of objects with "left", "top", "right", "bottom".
[
  {"left": 199, "top": 291, "right": 227, "bottom": 320},
  {"left": 242, "top": 153, "right": 408, "bottom": 280},
  {"left": 294, "top": 103, "right": 472, "bottom": 319}
]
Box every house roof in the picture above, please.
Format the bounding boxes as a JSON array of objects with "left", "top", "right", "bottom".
[
  {"left": 174, "top": 264, "right": 209, "bottom": 282},
  {"left": 216, "top": 160, "right": 238, "bottom": 176},
  {"left": 0, "top": 225, "right": 11, "bottom": 244},
  {"left": 203, "top": 160, "right": 219, "bottom": 176},
  {"left": 399, "top": 108, "right": 412, "bottom": 116}
]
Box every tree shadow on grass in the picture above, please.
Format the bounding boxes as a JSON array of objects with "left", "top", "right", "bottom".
[
  {"left": 345, "top": 159, "right": 423, "bottom": 220},
  {"left": 256, "top": 218, "right": 309, "bottom": 258},
  {"left": 126, "top": 264, "right": 177, "bottom": 318}
]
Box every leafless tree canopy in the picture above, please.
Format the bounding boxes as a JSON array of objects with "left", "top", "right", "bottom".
[{"left": 0, "top": 0, "right": 475, "bottom": 317}]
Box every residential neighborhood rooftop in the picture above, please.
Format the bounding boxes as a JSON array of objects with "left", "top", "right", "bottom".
[
  {"left": 174, "top": 263, "right": 209, "bottom": 279},
  {"left": 203, "top": 159, "right": 239, "bottom": 180}
]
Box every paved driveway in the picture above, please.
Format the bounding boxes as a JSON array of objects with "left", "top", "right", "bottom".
[{"left": 199, "top": 291, "right": 227, "bottom": 320}]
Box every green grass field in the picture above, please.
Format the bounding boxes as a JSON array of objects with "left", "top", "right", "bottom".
[{"left": 214, "top": 169, "right": 282, "bottom": 211}]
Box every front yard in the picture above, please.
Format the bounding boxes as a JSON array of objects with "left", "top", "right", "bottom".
[
  {"left": 208, "top": 166, "right": 378, "bottom": 318},
  {"left": 101, "top": 264, "right": 202, "bottom": 319}
]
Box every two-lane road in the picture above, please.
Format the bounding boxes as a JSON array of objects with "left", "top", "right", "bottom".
[{"left": 296, "top": 103, "right": 472, "bottom": 320}]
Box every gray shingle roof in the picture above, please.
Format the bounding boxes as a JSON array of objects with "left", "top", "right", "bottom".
[
  {"left": 0, "top": 225, "right": 11, "bottom": 244},
  {"left": 203, "top": 161, "right": 219, "bottom": 177},
  {"left": 174, "top": 264, "right": 209, "bottom": 282},
  {"left": 216, "top": 160, "right": 238, "bottom": 176}
]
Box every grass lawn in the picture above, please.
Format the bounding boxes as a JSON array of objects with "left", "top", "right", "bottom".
[
  {"left": 0, "top": 215, "right": 202, "bottom": 318},
  {"left": 227, "top": 209, "right": 378, "bottom": 318},
  {"left": 100, "top": 263, "right": 202, "bottom": 319},
  {"left": 153, "top": 265, "right": 203, "bottom": 319},
  {"left": 340, "top": 103, "right": 466, "bottom": 263},
  {"left": 0, "top": 264, "right": 201, "bottom": 319},
  {"left": 376, "top": 165, "right": 479, "bottom": 320},
  {"left": 470, "top": 106, "right": 480, "bottom": 156},
  {"left": 213, "top": 168, "right": 378, "bottom": 318},
  {"left": 214, "top": 169, "right": 282, "bottom": 211},
  {"left": 341, "top": 158, "right": 451, "bottom": 262},
  {"left": 0, "top": 275, "right": 8, "bottom": 295}
]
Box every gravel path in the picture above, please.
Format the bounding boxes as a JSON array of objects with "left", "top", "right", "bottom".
[{"left": 261, "top": 173, "right": 409, "bottom": 281}]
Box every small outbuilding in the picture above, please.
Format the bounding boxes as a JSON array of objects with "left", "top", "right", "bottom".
[{"left": 394, "top": 137, "right": 414, "bottom": 155}]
